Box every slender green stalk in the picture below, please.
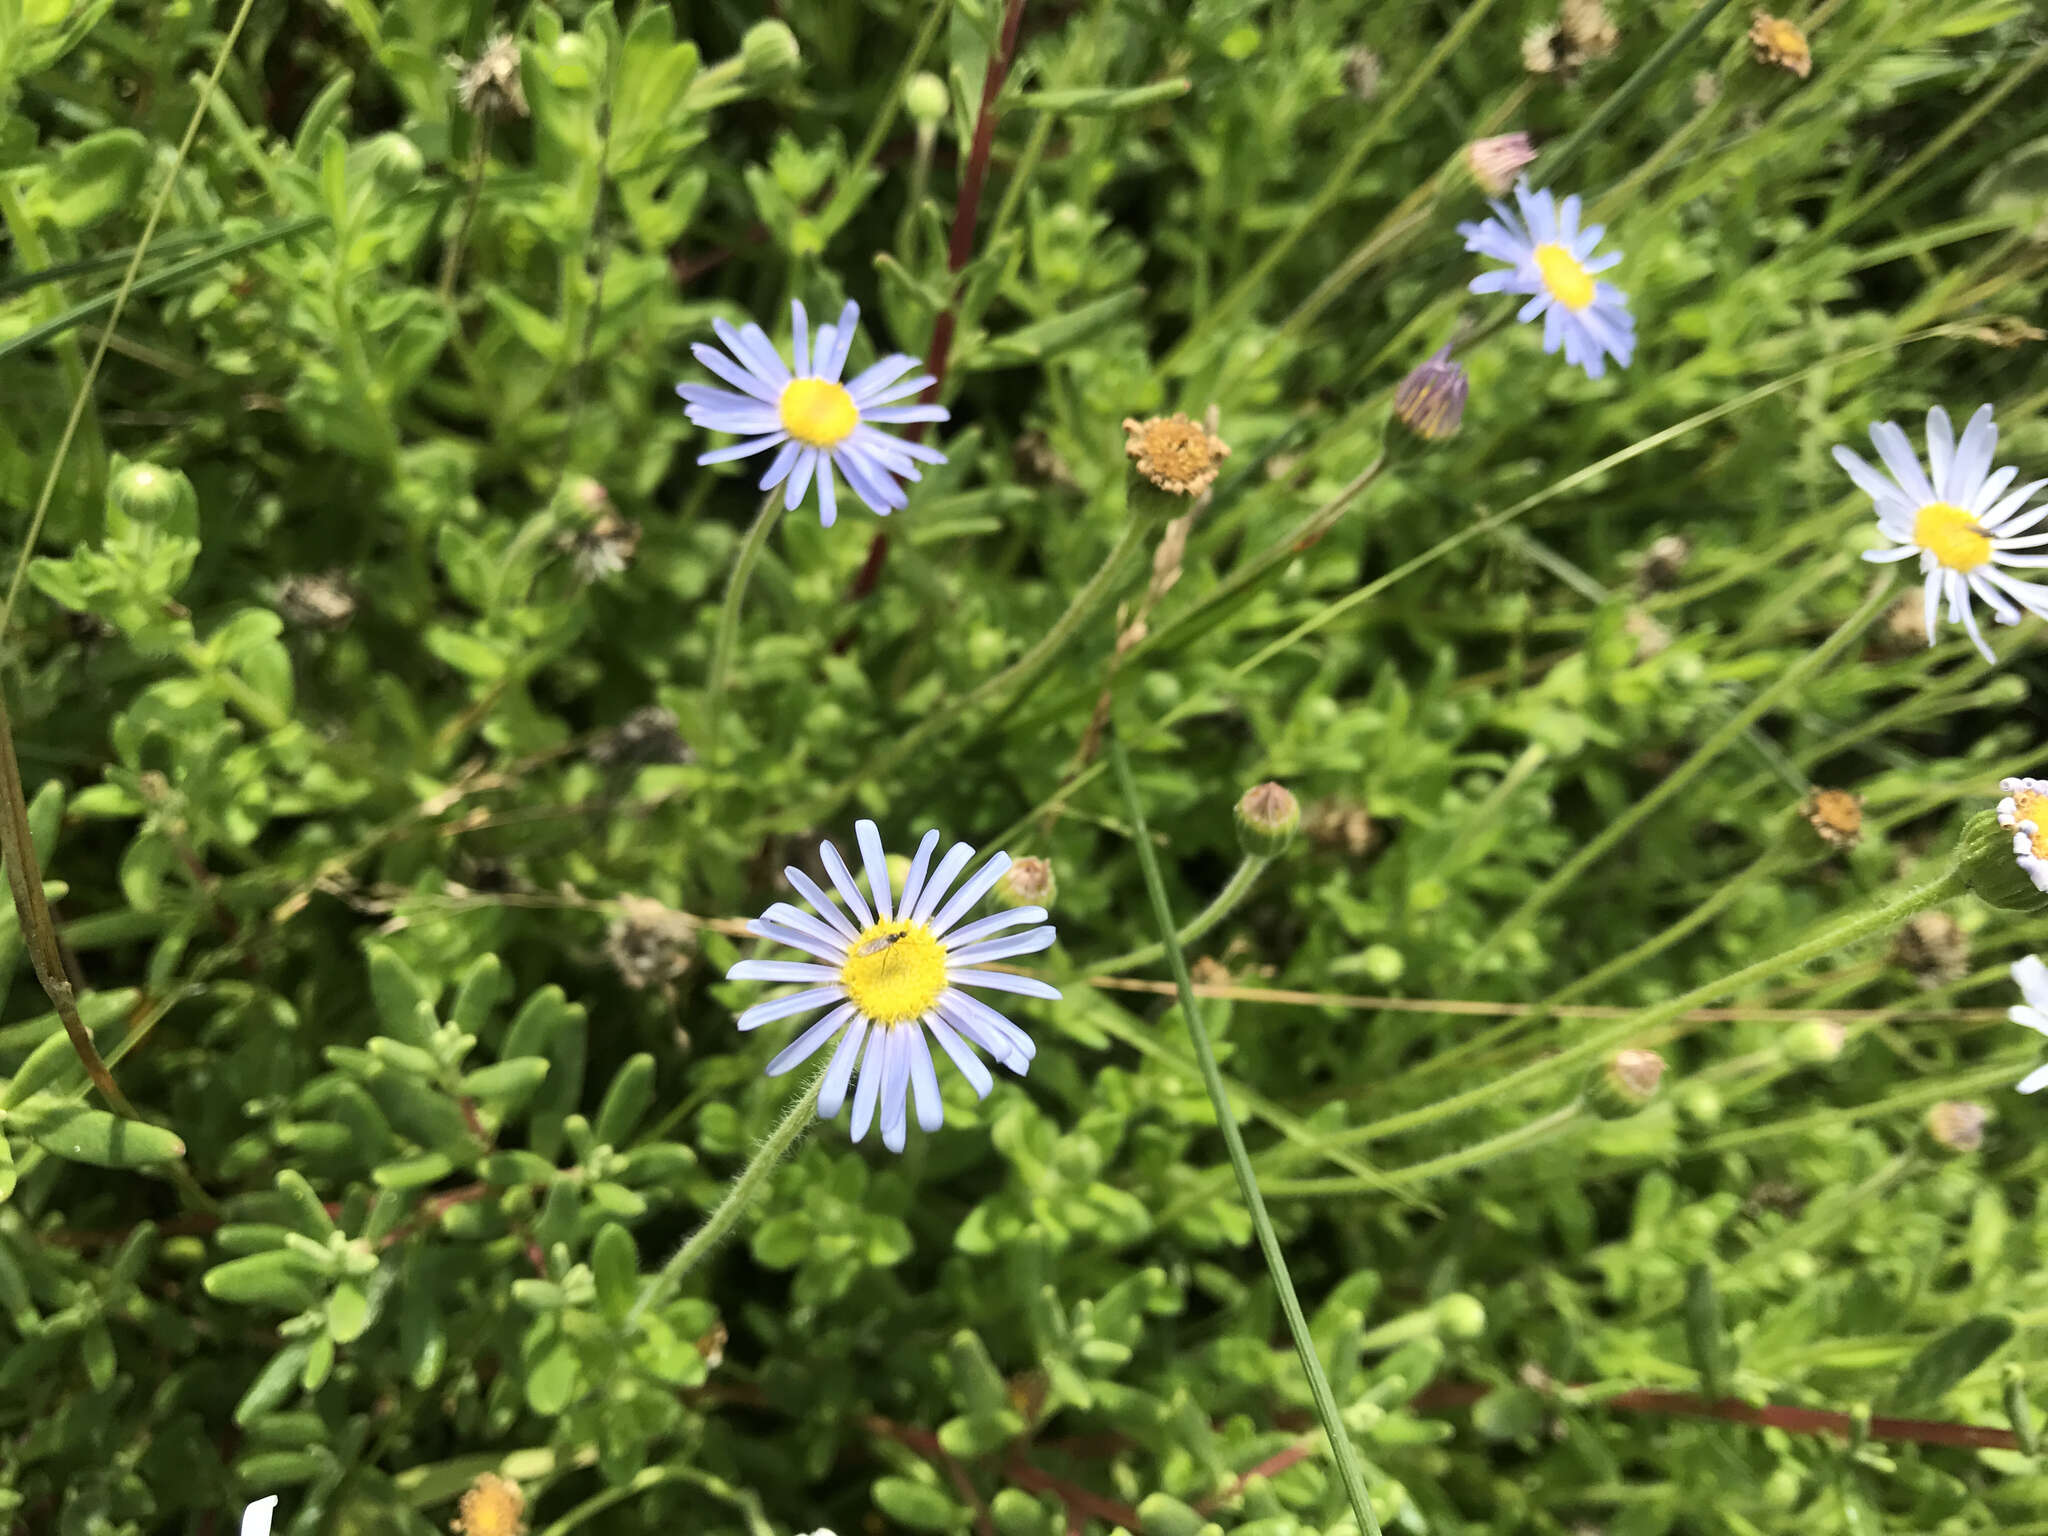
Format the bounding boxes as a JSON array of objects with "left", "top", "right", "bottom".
[
  {"left": 626, "top": 1072, "right": 823, "bottom": 1330},
  {"left": 1085, "top": 854, "right": 1269, "bottom": 976},
  {"left": 1295, "top": 864, "right": 1968, "bottom": 1161},
  {"left": 1107, "top": 730, "right": 1386, "bottom": 1536},
  {"left": 1478, "top": 578, "right": 1891, "bottom": 964},
  {"left": 437, "top": 118, "right": 493, "bottom": 305},
  {"left": 705, "top": 490, "right": 787, "bottom": 762},
  {"left": 1537, "top": 0, "right": 1739, "bottom": 187},
  {"left": 1266, "top": 1101, "right": 1583, "bottom": 1199},
  {"left": 818, "top": 0, "right": 951, "bottom": 237},
  {"left": 0, "top": 0, "right": 266, "bottom": 635}
]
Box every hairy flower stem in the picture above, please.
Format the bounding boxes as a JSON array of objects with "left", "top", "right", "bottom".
[
  {"left": 626, "top": 1072, "right": 824, "bottom": 1331},
  {"left": 1108, "top": 730, "right": 1387, "bottom": 1536},
  {"left": 1085, "top": 855, "right": 1269, "bottom": 977},
  {"left": 437, "top": 118, "right": 492, "bottom": 305},
  {"left": 705, "top": 490, "right": 786, "bottom": 763}
]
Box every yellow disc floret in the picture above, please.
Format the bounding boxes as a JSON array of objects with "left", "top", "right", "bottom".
[
  {"left": 840, "top": 920, "right": 946, "bottom": 1024},
  {"left": 778, "top": 378, "right": 859, "bottom": 447},
  {"left": 1913, "top": 501, "right": 1991, "bottom": 572},
  {"left": 1533, "top": 242, "right": 1595, "bottom": 312},
  {"left": 2012, "top": 788, "right": 2048, "bottom": 858}
]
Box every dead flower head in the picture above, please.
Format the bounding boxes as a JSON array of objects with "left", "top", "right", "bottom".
[
  {"left": 1123, "top": 413, "right": 1231, "bottom": 499},
  {"left": 454, "top": 34, "right": 528, "bottom": 120},
  {"left": 453, "top": 1473, "right": 527, "bottom": 1536},
  {"left": 274, "top": 572, "right": 357, "bottom": 630},
  {"left": 1890, "top": 910, "right": 1969, "bottom": 989},
  {"left": 605, "top": 895, "right": 697, "bottom": 996},
  {"left": 1748, "top": 12, "right": 1812, "bottom": 79},
  {"left": 1802, "top": 788, "right": 1863, "bottom": 849}
]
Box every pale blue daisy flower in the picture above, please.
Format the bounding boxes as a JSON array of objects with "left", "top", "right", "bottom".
[
  {"left": 1835, "top": 405, "right": 2048, "bottom": 665},
  {"left": 677, "top": 300, "right": 948, "bottom": 528},
  {"left": 1458, "top": 181, "right": 1635, "bottom": 380},
  {"left": 2007, "top": 954, "right": 2048, "bottom": 1094},
  {"left": 727, "top": 821, "right": 1059, "bottom": 1152}
]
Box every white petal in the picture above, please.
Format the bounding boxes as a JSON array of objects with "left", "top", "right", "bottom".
[
  {"left": 767, "top": 1002, "right": 858, "bottom": 1076},
  {"left": 745, "top": 919, "right": 846, "bottom": 962},
  {"left": 948, "top": 968, "right": 1062, "bottom": 1000},
  {"left": 862, "top": 405, "right": 952, "bottom": 424},
  {"left": 728, "top": 960, "right": 840, "bottom": 984},
  {"left": 1947, "top": 404, "right": 1998, "bottom": 505},
  {"left": 924, "top": 1014, "right": 994, "bottom": 1099},
  {"left": 243, "top": 1500, "right": 280, "bottom": 1536},
  {"left": 855, "top": 820, "right": 894, "bottom": 921},
  {"left": 2012, "top": 955, "right": 2048, "bottom": 1010},
  {"left": 910, "top": 843, "right": 976, "bottom": 925},
  {"left": 2018, "top": 1062, "right": 2048, "bottom": 1095},
  {"left": 783, "top": 869, "right": 861, "bottom": 942},
  {"left": 698, "top": 432, "right": 787, "bottom": 465},
  {"left": 762, "top": 903, "right": 851, "bottom": 958},
  {"left": 815, "top": 458, "right": 838, "bottom": 528},
  {"left": 928, "top": 852, "right": 1012, "bottom": 938},
  {"left": 818, "top": 1017, "right": 870, "bottom": 1118},
  {"left": 940, "top": 989, "right": 1043, "bottom": 1063},
  {"left": 945, "top": 928, "right": 1058, "bottom": 966},
  {"left": 789, "top": 299, "right": 811, "bottom": 376},
  {"left": 692, "top": 341, "right": 779, "bottom": 402},
  {"left": 1870, "top": 421, "right": 1936, "bottom": 506},
  {"left": 1833, "top": 444, "right": 1905, "bottom": 507},
  {"left": 819, "top": 839, "right": 875, "bottom": 928},
  {"left": 907, "top": 1027, "right": 945, "bottom": 1132},
  {"left": 845, "top": 353, "right": 922, "bottom": 402},
  {"left": 879, "top": 1027, "right": 914, "bottom": 1151},
  {"left": 1925, "top": 406, "right": 1956, "bottom": 501},
  {"left": 819, "top": 300, "right": 859, "bottom": 381},
  {"left": 756, "top": 437, "right": 803, "bottom": 491},
  {"left": 782, "top": 447, "right": 818, "bottom": 513},
  {"left": 848, "top": 1025, "right": 888, "bottom": 1141},
  {"left": 2006, "top": 1004, "right": 2048, "bottom": 1036},
  {"left": 737, "top": 985, "right": 845, "bottom": 1032},
  {"left": 943, "top": 906, "right": 1049, "bottom": 948},
  {"left": 894, "top": 830, "right": 943, "bottom": 919}
]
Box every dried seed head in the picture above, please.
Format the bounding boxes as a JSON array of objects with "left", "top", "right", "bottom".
[
  {"left": 1305, "top": 797, "right": 1377, "bottom": 859},
  {"left": 453, "top": 1473, "right": 527, "bottom": 1536},
  {"left": 455, "top": 35, "right": 528, "bottom": 120},
  {"left": 563, "top": 506, "right": 641, "bottom": 583},
  {"left": 1391, "top": 346, "right": 1469, "bottom": 443},
  {"left": 1748, "top": 12, "right": 1812, "bottom": 79},
  {"left": 1925, "top": 1100, "right": 1988, "bottom": 1154},
  {"left": 1632, "top": 534, "right": 1691, "bottom": 593},
  {"left": 1013, "top": 431, "right": 1076, "bottom": 488},
  {"left": 1890, "top": 910, "right": 1970, "bottom": 989},
  {"left": 996, "top": 856, "right": 1057, "bottom": 909},
  {"left": 1123, "top": 413, "right": 1230, "bottom": 500},
  {"left": 1802, "top": 788, "right": 1863, "bottom": 849},
  {"left": 1521, "top": 24, "right": 1563, "bottom": 75},
  {"left": 590, "top": 706, "right": 693, "bottom": 770},
  {"left": 1559, "top": 0, "right": 1619, "bottom": 61},
  {"left": 1235, "top": 781, "right": 1301, "bottom": 856},
  {"left": 274, "top": 572, "right": 357, "bottom": 630},
  {"left": 1341, "top": 46, "right": 1383, "bottom": 100},
  {"left": 605, "top": 896, "right": 696, "bottom": 995},
  {"left": 1692, "top": 71, "right": 1723, "bottom": 107},
  {"left": 1465, "top": 132, "right": 1537, "bottom": 197},
  {"left": 1624, "top": 608, "right": 1671, "bottom": 662},
  {"left": 1589, "top": 1048, "right": 1664, "bottom": 1117}
]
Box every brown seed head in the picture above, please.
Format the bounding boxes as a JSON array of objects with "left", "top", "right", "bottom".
[
  {"left": 1123, "top": 413, "right": 1230, "bottom": 498},
  {"left": 1890, "top": 910, "right": 1970, "bottom": 989},
  {"left": 605, "top": 896, "right": 697, "bottom": 994},
  {"left": 455, "top": 35, "right": 528, "bottom": 119},
  {"left": 1305, "top": 797, "right": 1377, "bottom": 859},
  {"left": 1559, "top": 0, "right": 1619, "bottom": 60},
  {"left": 996, "top": 856, "right": 1057, "bottom": 908},
  {"left": 1925, "top": 1099, "right": 1987, "bottom": 1154},
  {"left": 1748, "top": 12, "right": 1812, "bottom": 79},
  {"left": 1609, "top": 1048, "right": 1665, "bottom": 1101},
  {"left": 1803, "top": 788, "right": 1863, "bottom": 849},
  {"left": 1342, "top": 46, "right": 1383, "bottom": 100},
  {"left": 453, "top": 1473, "right": 527, "bottom": 1536}
]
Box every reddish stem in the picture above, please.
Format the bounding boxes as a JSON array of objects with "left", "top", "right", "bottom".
[{"left": 841, "top": 0, "right": 1032, "bottom": 619}]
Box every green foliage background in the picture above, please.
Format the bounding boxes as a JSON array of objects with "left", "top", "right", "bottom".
[{"left": 2, "top": 0, "right": 2048, "bottom": 1531}]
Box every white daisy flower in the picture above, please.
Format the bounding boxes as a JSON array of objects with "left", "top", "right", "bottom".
[
  {"left": 1836, "top": 405, "right": 2048, "bottom": 664},
  {"left": 242, "top": 1498, "right": 279, "bottom": 1536},
  {"left": 1457, "top": 181, "right": 1635, "bottom": 380},
  {"left": 2007, "top": 954, "right": 2048, "bottom": 1094},
  {"left": 1997, "top": 776, "right": 2048, "bottom": 894},
  {"left": 677, "top": 300, "right": 948, "bottom": 528},
  {"left": 728, "top": 822, "right": 1059, "bottom": 1151}
]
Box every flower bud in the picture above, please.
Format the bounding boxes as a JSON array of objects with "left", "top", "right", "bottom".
[
  {"left": 996, "top": 856, "right": 1056, "bottom": 909},
  {"left": 1136, "top": 1493, "right": 1206, "bottom": 1536},
  {"left": 108, "top": 460, "right": 198, "bottom": 538},
  {"left": 1780, "top": 1017, "right": 1846, "bottom": 1066},
  {"left": 905, "top": 71, "right": 949, "bottom": 128},
  {"left": 1390, "top": 345, "right": 1468, "bottom": 445},
  {"left": 1465, "top": 132, "right": 1535, "bottom": 197},
  {"left": 1924, "top": 1100, "right": 1987, "bottom": 1154},
  {"left": 741, "top": 20, "right": 801, "bottom": 82},
  {"left": 1956, "top": 807, "right": 2048, "bottom": 913},
  {"left": 1586, "top": 1048, "right": 1663, "bottom": 1118},
  {"left": 1234, "top": 782, "right": 1300, "bottom": 857},
  {"left": 1674, "top": 1080, "right": 1723, "bottom": 1130},
  {"left": 1435, "top": 1292, "right": 1486, "bottom": 1340},
  {"left": 362, "top": 131, "right": 424, "bottom": 195}
]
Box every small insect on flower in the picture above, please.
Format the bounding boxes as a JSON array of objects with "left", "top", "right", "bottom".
[
  {"left": 1458, "top": 182, "right": 1635, "bottom": 380},
  {"left": 2007, "top": 954, "right": 2048, "bottom": 1094},
  {"left": 678, "top": 300, "right": 948, "bottom": 528},
  {"left": 1835, "top": 405, "right": 2048, "bottom": 664},
  {"left": 729, "top": 822, "right": 1061, "bottom": 1152}
]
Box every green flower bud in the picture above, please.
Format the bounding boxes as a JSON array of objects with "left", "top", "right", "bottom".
[
  {"left": 1359, "top": 943, "right": 1404, "bottom": 985},
  {"left": 362, "top": 131, "right": 424, "bottom": 195},
  {"left": 1234, "top": 781, "right": 1300, "bottom": 856},
  {"left": 741, "top": 20, "right": 801, "bottom": 82},
  {"left": 1780, "top": 1017, "right": 1846, "bottom": 1066},
  {"left": 1585, "top": 1048, "right": 1663, "bottom": 1119},
  {"left": 906, "top": 70, "right": 949, "bottom": 128},
  {"left": 1674, "top": 1080, "right": 1723, "bottom": 1130},
  {"left": 1955, "top": 808, "right": 2048, "bottom": 913},
  {"left": 108, "top": 460, "right": 198, "bottom": 538},
  {"left": 995, "top": 856, "right": 1056, "bottom": 909},
  {"left": 1435, "top": 1292, "right": 1487, "bottom": 1340}
]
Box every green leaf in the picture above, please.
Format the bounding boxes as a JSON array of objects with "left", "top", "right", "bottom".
[
  {"left": 372, "top": 1152, "right": 456, "bottom": 1190},
  {"left": 1684, "top": 1263, "right": 1728, "bottom": 1399},
  {"left": 203, "top": 1252, "right": 324, "bottom": 1312},
  {"left": 327, "top": 1279, "right": 372, "bottom": 1343},
  {"left": 591, "top": 1222, "right": 640, "bottom": 1323},
  {"left": 18, "top": 1103, "right": 183, "bottom": 1167},
  {"left": 592, "top": 1052, "right": 656, "bottom": 1146},
  {"left": 524, "top": 1326, "right": 581, "bottom": 1414},
  {"left": 457, "top": 1056, "right": 550, "bottom": 1106},
  {"left": 1014, "top": 79, "right": 1190, "bottom": 115},
  {"left": 39, "top": 129, "right": 149, "bottom": 230},
  {"left": 873, "top": 1475, "right": 966, "bottom": 1533},
  {"left": 235, "top": 1344, "right": 313, "bottom": 1424},
  {"left": 276, "top": 1169, "right": 337, "bottom": 1238},
  {"left": 366, "top": 944, "right": 436, "bottom": 1044},
  {"left": 1891, "top": 1315, "right": 2015, "bottom": 1408}
]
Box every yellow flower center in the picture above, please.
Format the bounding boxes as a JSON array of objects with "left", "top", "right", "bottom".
[
  {"left": 1913, "top": 501, "right": 1991, "bottom": 572},
  {"left": 840, "top": 920, "right": 946, "bottom": 1025},
  {"left": 778, "top": 378, "right": 859, "bottom": 447},
  {"left": 2014, "top": 789, "right": 2048, "bottom": 858},
  {"left": 1534, "top": 242, "right": 1595, "bottom": 312}
]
